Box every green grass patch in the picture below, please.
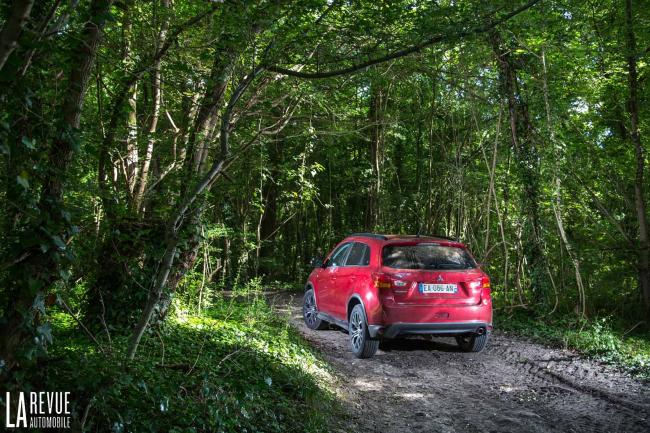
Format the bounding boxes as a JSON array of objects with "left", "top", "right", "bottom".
[
  {"left": 36, "top": 294, "right": 341, "bottom": 433},
  {"left": 496, "top": 311, "right": 650, "bottom": 378}
]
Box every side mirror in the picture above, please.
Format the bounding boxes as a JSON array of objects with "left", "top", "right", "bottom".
[{"left": 310, "top": 257, "right": 324, "bottom": 268}]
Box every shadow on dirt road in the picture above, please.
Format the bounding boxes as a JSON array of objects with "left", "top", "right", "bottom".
[{"left": 268, "top": 292, "right": 650, "bottom": 433}]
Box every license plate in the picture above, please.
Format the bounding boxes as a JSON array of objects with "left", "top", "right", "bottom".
[{"left": 419, "top": 283, "right": 458, "bottom": 294}]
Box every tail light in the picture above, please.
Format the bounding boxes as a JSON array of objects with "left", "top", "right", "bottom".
[
  {"left": 373, "top": 273, "right": 409, "bottom": 298},
  {"left": 480, "top": 276, "right": 491, "bottom": 305},
  {"left": 372, "top": 272, "right": 393, "bottom": 290}
]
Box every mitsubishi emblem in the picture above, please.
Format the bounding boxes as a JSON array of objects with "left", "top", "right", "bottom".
[{"left": 436, "top": 274, "right": 444, "bottom": 283}]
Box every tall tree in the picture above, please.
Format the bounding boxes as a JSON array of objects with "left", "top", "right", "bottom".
[{"left": 625, "top": 0, "right": 650, "bottom": 312}]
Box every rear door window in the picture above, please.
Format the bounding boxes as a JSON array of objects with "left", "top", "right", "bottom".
[
  {"left": 382, "top": 243, "right": 476, "bottom": 270},
  {"left": 345, "top": 242, "right": 370, "bottom": 266}
]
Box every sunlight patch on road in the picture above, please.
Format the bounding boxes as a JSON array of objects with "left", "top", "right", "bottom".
[
  {"left": 352, "top": 378, "right": 383, "bottom": 391},
  {"left": 399, "top": 392, "right": 425, "bottom": 400}
]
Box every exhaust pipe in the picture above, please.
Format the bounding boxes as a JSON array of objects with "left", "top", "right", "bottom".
[{"left": 476, "top": 327, "right": 486, "bottom": 335}]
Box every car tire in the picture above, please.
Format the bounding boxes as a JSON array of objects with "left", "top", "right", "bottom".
[
  {"left": 348, "top": 304, "right": 379, "bottom": 358},
  {"left": 303, "top": 288, "right": 328, "bottom": 330},
  {"left": 455, "top": 333, "right": 489, "bottom": 352}
]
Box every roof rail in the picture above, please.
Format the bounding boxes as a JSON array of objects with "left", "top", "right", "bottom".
[
  {"left": 348, "top": 233, "right": 459, "bottom": 242},
  {"left": 348, "top": 233, "right": 388, "bottom": 240}
]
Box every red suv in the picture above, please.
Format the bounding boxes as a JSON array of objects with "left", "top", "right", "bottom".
[{"left": 303, "top": 233, "right": 492, "bottom": 358}]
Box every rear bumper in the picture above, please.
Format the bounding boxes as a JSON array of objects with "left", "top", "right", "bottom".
[{"left": 368, "top": 321, "right": 490, "bottom": 339}]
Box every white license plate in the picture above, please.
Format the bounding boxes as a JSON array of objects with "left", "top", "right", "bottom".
[{"left": 419, "top": 283, "right": 458, "bottom": 294}]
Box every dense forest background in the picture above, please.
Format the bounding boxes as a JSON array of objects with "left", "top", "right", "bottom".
[{"left": 0, "top": 0, "right": 649, "bottom": 430}]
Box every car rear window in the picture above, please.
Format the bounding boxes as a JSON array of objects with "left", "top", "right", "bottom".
[{"left": 382, "top": 243, "right": 476, "bottom": 270}]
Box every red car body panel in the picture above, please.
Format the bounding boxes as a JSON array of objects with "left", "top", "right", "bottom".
[{"left": 306, "top": 234, "right": 492, "bottom": 339}]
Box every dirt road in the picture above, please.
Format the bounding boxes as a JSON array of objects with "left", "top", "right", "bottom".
[{"left": 269, "top": 292, "right": 650, "bottom": 433}]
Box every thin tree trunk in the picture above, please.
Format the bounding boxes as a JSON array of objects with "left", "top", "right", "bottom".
[
  {"left": 179, "top": 89, "right": 202, "bottom": 162},
  {"left": 426, "top": 97, "right": 435, "bottom": 232},
  {"left": 259, "top": 139, "right": 281, "bottom": 274},
  {"left": 541, "top": 49, "right": 587, "bottom": 317},
  {"left": 366, "top": 84, "right": 383, "bottom": 230},
  {"left": 184, "top": 36, "right": 239, "bottom": 177},
  {"left": 123, "top": 1, "right": 139, "bottom": 197},
  {"left": 481, "top": 108, "right": 509, "bottom": 302},
  {"left": 625, "top": 0, "right": 650, "bottom": 311},
  {"left": 133, "top": 0, "right": 170, "bottom": 213},
  {"left": 0, "top": 0, "right": 35, "bottom": 72}
]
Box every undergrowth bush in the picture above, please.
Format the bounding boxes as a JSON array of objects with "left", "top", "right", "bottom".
[{"left": 23, "top": 290, "right": 340, "bottom": 432}]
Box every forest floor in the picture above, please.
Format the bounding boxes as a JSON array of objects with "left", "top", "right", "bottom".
[{"left": 268, "top": 291, "right": 650, "bottom": 433}]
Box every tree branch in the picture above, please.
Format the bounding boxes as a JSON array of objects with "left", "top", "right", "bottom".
[
  {"left": 266, "top": 0, "right": 542, "bottom": 79},
  {"left": 0, "top": 0, "right": 35, "bottom": 72}
]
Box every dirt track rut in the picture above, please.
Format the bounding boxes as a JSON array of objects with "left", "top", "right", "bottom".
[{"left": 269, "top": 292, "right": 650, "bottom": 433}]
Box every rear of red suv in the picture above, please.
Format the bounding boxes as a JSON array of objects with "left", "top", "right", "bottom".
[{"left": 303, "top": 233, "right": 492, "bottom": 358}]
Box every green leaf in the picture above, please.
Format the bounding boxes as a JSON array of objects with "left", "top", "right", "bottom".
[
  {"left": 21, "top": 136, "right": 36, "bottom": 149},
  {"left": 16, "top": 172, "right": 29, "bottom": 189},
  {"left": 37, "top": 324, "right": 53, "bottom": 345},
  {"left": 32, "top": 293, "right": 46, "bottom": 316},
  {"left": 51, "top": 235, "right": 66, "bottom": 250},
  {"left": 59, "top": 269, "right": 71, "bottom": 282}
]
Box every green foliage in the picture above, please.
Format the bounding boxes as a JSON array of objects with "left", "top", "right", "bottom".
[{"left": 33, "top": 295, "right": 340, "bottom": 432}]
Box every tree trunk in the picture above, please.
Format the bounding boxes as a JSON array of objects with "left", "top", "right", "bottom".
[
  {"left": 123, "top": 1, "right": 139, "bottom": 197},
  {"left": 625, "top": 0, "right": 650, "bottom": 311},
  {"left": 133, "top": 0, "right": 170, "bottom": 213},
  {"left": 42, "top": 0, "right": 114, "bottom": 199},
  {"left": 258, "top": 140, "right": 281, "bottom": 275},
  {"left": 184, "top": 35, "right": 240, "bottom": 178},
  {"left": 0, "top": 0, "right": 114, "bottom": 371},
  {"left": 366, "top": 84, "right": 383, "bottom": 230}
]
